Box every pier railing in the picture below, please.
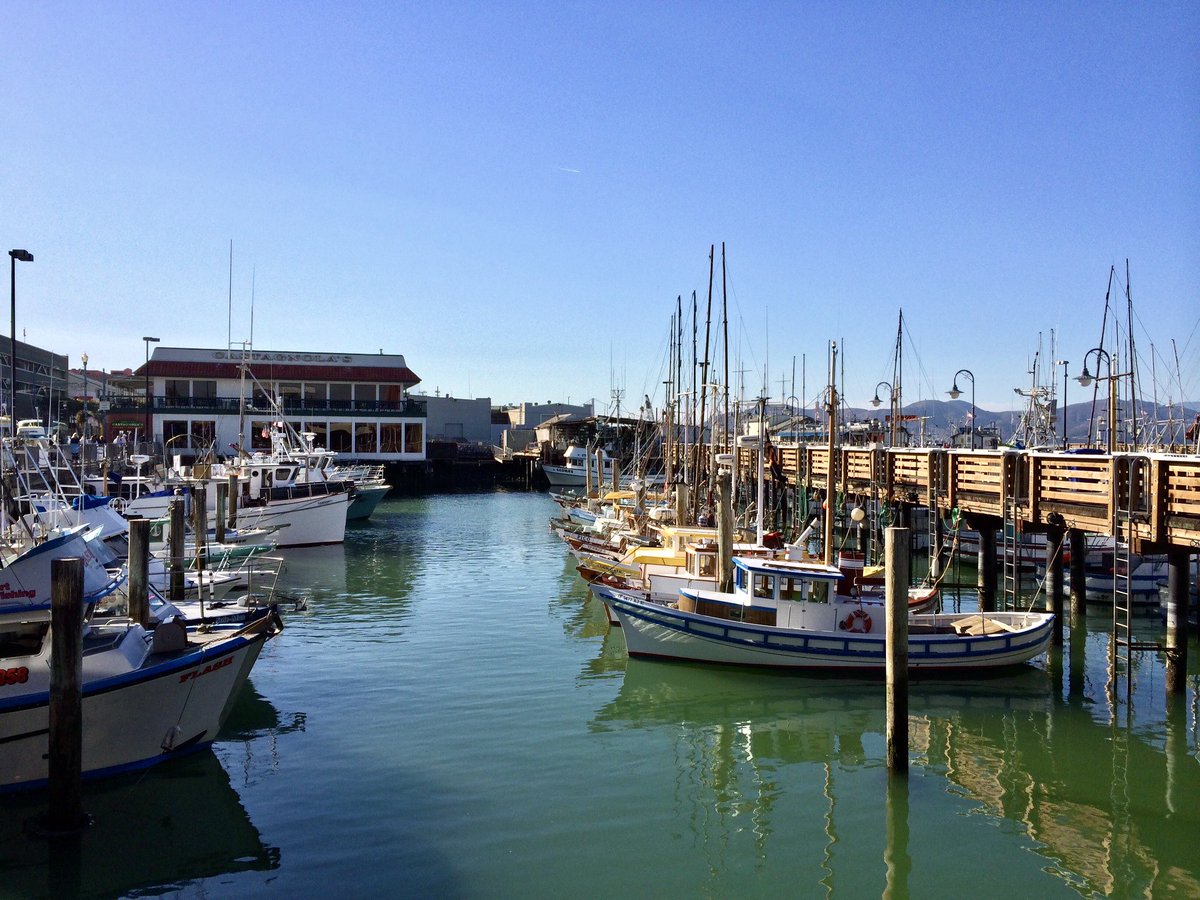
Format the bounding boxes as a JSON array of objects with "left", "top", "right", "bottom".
[{"left": 741, "top": 442, "right": 1200, "bottom": 551}]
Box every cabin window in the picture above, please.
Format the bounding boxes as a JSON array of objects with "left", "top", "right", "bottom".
[
  {"left": 380, "top": 424, "right": 404, "bottom": 453},
  {"left": 329, "top": 421, "right": 352, "bottom": 452},
  {"left": 752, "top": 574, "right": 774, "bottom": 599},
  {"left": 355, "top": 423, "right": 377, "bottom": 453},
  {"left": 0, "top": 622, "right": 49, "bottom": 659},
  {"left": 696, "top": 554, "right": 716, "bottom": 578},
  {"left": 403, "top": 422, "right": 423, "bottom": 453},
  {"left": 810, "top": 581, "right": 831, "bottom": 603},
  {"left": 779, "top": 577, "right": 804, "bottom": 601}
]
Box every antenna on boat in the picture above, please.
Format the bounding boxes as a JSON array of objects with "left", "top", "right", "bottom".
[{"left": 227, "top": 239, "right": 233, "bottom": 350}]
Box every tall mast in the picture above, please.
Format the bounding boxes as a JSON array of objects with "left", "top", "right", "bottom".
[{"left": 823, "top": 341, "right": 839, "bottom": 566}]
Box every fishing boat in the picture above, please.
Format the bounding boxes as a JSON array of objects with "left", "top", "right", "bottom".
[
  {"left": 592, "top": 555, "right": 1054, "bottom": 672},
  {"left": 0, "top": 605, "right": 282, "bottom": 791}
]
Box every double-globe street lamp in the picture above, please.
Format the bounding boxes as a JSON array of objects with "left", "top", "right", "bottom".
[
  {"left": 1075, "top": 347, "right": 1129, "bottom": 453},
  {"left": 8, "top": 249, "right": 33, "bottom": 427},
  {"left": 946, "top": 369, "right": 975, "bottom": 449},
  {"left": 870, "top": 380, "right": 896, "bottom": 446}
]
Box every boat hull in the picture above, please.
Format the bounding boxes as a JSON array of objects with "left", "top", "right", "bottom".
[
  {"left": 594, "top": 586, "right": 1053, "bottom": 672},
  {"left": 0, "top": 615, "right": 278, "bottom": 791}
]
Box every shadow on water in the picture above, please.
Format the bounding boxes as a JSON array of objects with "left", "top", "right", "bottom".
[{"left": 0, "top": 752, "right": 279, "bottom": 899}]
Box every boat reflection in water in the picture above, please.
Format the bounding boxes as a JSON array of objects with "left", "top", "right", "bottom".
[
  {"left": 590, "top": 657, "right": 1200, "bottom": 897},
  {"left": 0, "top": 752, "right": 279, "bottom": 897}
]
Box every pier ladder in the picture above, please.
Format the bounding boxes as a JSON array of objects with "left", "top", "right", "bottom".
[
  {"left": 1109, "top": 456, "right": 1160, "bottom": 702},
  {"left": 1001, "top": 474, "right": 1021, "bottom": 613}
]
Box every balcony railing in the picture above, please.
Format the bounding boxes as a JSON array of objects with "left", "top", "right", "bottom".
[{"left": 105, "top": 395, "right": 428, "bottom": 417}]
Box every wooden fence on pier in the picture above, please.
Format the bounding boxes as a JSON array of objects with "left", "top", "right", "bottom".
[{"left": 738, "top": 445, "right": 1200, "bottom": 552}]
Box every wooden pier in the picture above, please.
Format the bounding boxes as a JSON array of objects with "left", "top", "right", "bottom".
[{"left": 746, "top": 445, "right": 1200, "bottom": 553}]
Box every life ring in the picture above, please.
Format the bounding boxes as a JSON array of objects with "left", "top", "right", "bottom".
[{"left": 841, "top": 608, "right": 872, "bottom": 633}]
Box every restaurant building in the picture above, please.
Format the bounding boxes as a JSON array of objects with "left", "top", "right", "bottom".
[{"left": 104, "top": 346, "right": 427, "bottom": 464}]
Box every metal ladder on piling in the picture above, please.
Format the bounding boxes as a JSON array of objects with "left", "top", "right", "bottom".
[
  {"left": 1109, "top": 456, "right": 1160, "bottom": 702},
  {"left": 1000, "top": 455, "right": 1021, "bottom": 613}
]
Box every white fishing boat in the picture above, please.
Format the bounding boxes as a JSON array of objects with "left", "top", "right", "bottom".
[
  {"left": 592, "top": 555, "right": 1054, "bottom": 672},
  {"left": 0, "top": 605, "right": 282, "bottom": 791}
]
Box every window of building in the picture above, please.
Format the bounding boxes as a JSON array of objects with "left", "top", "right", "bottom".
[
  {"left": 193, "top": 380, "right": 217, "bottom": 399},
  {"left": 163, "top": 419, "right": 189, "bottom": 449},
  {"left": 380, "top": 423, "right": 403, "bottom": 453},
  {"left": 166, "top": 380, "right": 188, "bottom": 401},
  {"left": 403, "top": 422, "right": 423, "bottom": 454},
  {"left": 329, "top": 383, "right": 351, "bottom": 410},
  {"left": 303, "top": 383, "right": 325, "bottom": 406},
  {"left": 304, "top": 421, "right": 328, "bottom": 449},
  {"left": 190, "top": 420, "right": 216, "bottom": 449},
  {"left": 353, "top": 384, "right": 376, "bottom": 409},
  {"left": 355, "top": 423, "right": 377, "bottom": 454},
  {"left": 253, "top": 383, "right": 274, "bottom": 410},
  {"left": 329, "top": 421, "right": 352, "bottom": 452},
  {"left": 279, "top": 383, "right": 301, "bottom": 405},
  {"left": 381, "top": 384, "right": 404, "bottom": 406},
  {"left": 251, "top": 420, "right": 272, "bottom": 450}
]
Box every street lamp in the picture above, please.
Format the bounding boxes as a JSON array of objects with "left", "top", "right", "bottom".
[
  {"left": 143, "top": 336, "right": 159, "bottom": 443},
  {"left": 8, "top": 249, "right": 33, "bottom": 429},
  {"left": 1075, "top": 347, "right": 1125, "bottom": 452},
  {"left": 1055, "top": 359, "right": 1069, "bottom": 450},
  {"left": 871, "top": 381, "right": 896, "bottom": 446},
  {"left": 946, "top": 368, "right": 975, "bottom": 450}
]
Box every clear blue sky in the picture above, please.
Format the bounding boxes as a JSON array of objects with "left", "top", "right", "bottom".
[{"left": 4, "top": 2, "right": 1197, "bottom": 416}]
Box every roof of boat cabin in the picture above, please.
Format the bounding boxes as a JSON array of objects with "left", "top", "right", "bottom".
[{"left": 733, "top": 556, "right": 843, "bottom": 580}]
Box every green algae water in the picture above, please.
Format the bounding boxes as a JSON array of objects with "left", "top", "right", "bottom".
[{"left": 1, "top": 491, "right": 1198, "bottom": 897}]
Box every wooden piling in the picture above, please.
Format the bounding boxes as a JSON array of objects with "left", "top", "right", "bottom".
[
  {"left": 47, "top": 557, "right": 87, "bottom": 833},
  {"left": 1068, "top": 529, "right": 1087, "bottom": 617},
  {"left": 215, "top": 481, "right": 227, "bottom": 544},
  {"left": 169, "top": 491, "right": 185, "bottom": 604},
  {"left": 227, "top": 473, "right": 239, "bottom": 529},
  {"left": 976, "top": 519, "right": 998, "bottom": 612},
  {"left": 885, "top": 526, "right": 909, "bottom": 773},
  {"left": 1045, "top": 524, "right": 1065, "bottom": 646},
  {"left": 128, "top": 518, "right": 150, "bottom": 626},
  {"left": 1164, "top": 548, "right": 1191, "bottom": 695}
]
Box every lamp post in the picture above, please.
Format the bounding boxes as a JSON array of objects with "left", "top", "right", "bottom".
[
  {"left": 1075, "top": 347, "right": 1127, "bottom": 453},
  {"left": 1055, "top": 359, "right": 1069, "bottom": 450},
  {"left": 947, "top": 369, "right": 975, "bottom": 449},
  {"left": 143, "top": 336, "right": 159, "bottom": 444},
  {"left": 871, "top": 380, "right": 895, "bottom": 446},
  {"left": 8, "top": 250, "right": 33, "bottom": 428}
]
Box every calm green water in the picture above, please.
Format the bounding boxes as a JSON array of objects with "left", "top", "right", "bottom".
[{"left": 2, "top": 492, "right": 1199, "bottom": 898}]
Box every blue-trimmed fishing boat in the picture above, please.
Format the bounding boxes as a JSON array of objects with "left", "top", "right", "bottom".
[
  {"left": 0, "top": 605, "right": 282, "bottom": 791},
  {"left": 591, "top": 556, "right": 1054, "bottom": 672}
]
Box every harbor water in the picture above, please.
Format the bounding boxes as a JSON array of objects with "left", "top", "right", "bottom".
[{"left": 2, "top": 491, "right": 1199, "bottom": 897}]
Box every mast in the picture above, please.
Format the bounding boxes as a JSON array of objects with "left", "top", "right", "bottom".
[
  {"left": 698, "top": 245, "right": 714, "bottom": 517},
  {"left": 823, "top": 341, "right": 839, "bottom": 567}
]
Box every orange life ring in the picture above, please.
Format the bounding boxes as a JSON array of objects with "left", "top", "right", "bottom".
[{"left": 841, "top": 608, "right": 872, "bottom": 633}]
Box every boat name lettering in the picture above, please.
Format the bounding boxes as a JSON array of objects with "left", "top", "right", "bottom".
[
  {"left": 213, "top": 351, "right": 353, "bottom": 364},
  {"left": 178, "top": 656, "right": 233, "bottom": 683},
  {"left": 0, "top": 582, "right": 37, "bottom": 601},
  {"left": 2, "top": 667, "right": 29, "bottom": 686}
]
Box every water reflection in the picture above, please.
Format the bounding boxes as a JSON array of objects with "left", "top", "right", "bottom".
[
  {"left": 591, "top": 657, "right": 1200, "bottom": 896},
  {"left": 0, "top": 752, "right": 278, "bottom": 898}
]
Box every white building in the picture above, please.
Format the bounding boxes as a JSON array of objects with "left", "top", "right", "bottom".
[{"left": 105, "top": 346, "right": 427, "bottom": 462}]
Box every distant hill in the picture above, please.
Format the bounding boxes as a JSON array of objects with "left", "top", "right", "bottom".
[{"left": 838, "top": 399, "right": 1199, "bottom": 444}]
